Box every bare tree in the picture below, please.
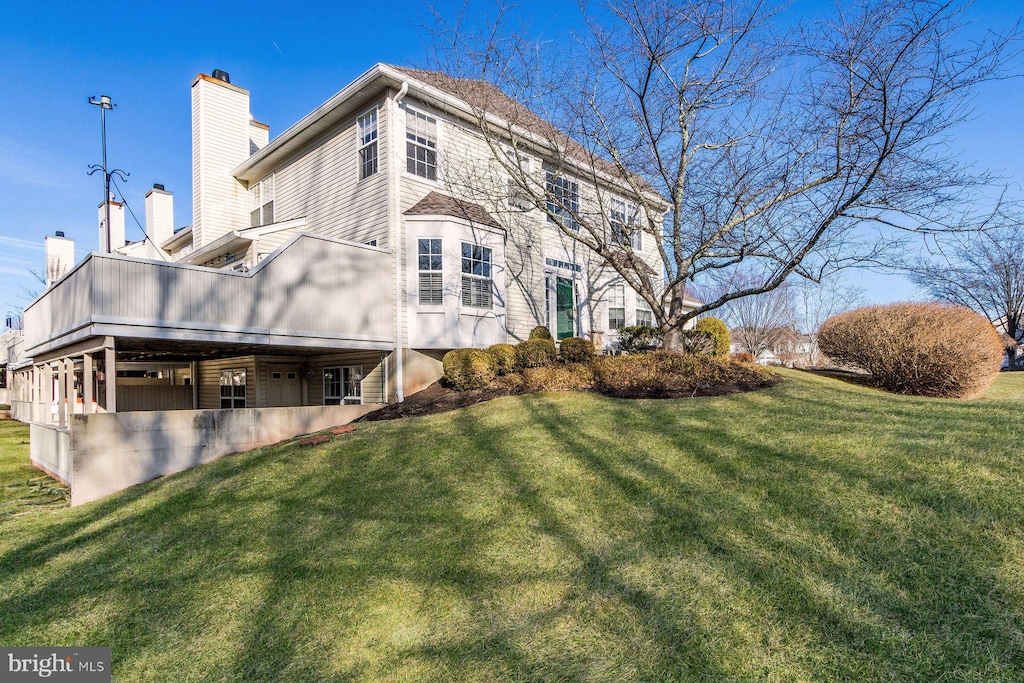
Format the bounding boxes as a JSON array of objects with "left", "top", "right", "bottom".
[
  {"left": 705, "top": 272, "right": 797, "bottom": 361},
  {"left": 429, "top": 0, "right": 1021, "bottom": 350},
  {"left": 793, "top": 278, "right": 867, "bottom": 365},
  {"left": 908, "top": 216, "right": 1024, "bottom": 368}
]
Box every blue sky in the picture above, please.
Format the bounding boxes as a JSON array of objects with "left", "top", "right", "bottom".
[{"left": 1, "top": 1, "right": 1021, "bottom": 320}]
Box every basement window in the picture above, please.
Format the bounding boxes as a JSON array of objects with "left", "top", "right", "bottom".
[
  {"left": 324, "top": 366, "right": 362, "bottom": 405},
  {"left": 219, "top": 369, "right": 247, "bottom": 408}
]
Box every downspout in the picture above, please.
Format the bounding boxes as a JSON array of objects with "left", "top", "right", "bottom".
[{"left": 393, "top": 81, "right": 409, "bottom": 402}]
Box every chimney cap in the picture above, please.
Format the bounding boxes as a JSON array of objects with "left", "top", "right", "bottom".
[
  {"left": 55, "top": 230, "right": 65, "bottom": 237},
  {"left": 153, "top": 183, "right": 165, "bottom": 191},
  {"left": 212, "top": 69, "right": 231, "bottom": 83}
]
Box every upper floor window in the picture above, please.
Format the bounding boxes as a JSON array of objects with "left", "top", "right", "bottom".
[
  {"left": 406, "top": 109, "right": 437, "bottom": 180},
  {"left": 607, "top": 284, "right": 625, "bottom": 331},
  {"left": 219, "top": 368, "right": 246, "bottom": 409},
  {"left": 545, "top": 171, "right": 580, "bottom": 231},
  {"left": 461, "top": 242, "right": 492, "bottom": 308},
  {"left": 610, "top": 199, "right": 641, "bottom": 250},
  {"left": 418, "top": 238, "right": 443, "bottom": 305},
  {"left": 506, "top": 148, "right": 533, "bottom": 210},
  {"left": 249, "top": 174, "right": 274, "bottom": 227},
  {"left": 358, "top": 109, "right": 378, "bottom": 180}
]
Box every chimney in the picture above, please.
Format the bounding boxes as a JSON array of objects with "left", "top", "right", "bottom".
[
  {"left": 191, "top": 69, "right": 252, "bottom": 249},
  {"left": 44, "top": 232, "right": 75, "bottom": 287},
  {"left": 98, "top": 197, "right": 125, "bottom": 253},
  {"left": 145, "top": 184, "right": 175, "bottom": 250},
  {"left": 249, "top": 114, "right": 270, "bottom": 155}
]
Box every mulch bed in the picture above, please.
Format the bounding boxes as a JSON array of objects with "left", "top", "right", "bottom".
[{"left": 358, "top": 373, "right": 781, "bottom": 423}]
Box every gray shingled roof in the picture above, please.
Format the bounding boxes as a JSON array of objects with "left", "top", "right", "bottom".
[
  {"left": 387, "top": 65, "right": 657, "bottom": 197},
  {"left": 405, "top": 191, "right": 501, "bottom": 228}
]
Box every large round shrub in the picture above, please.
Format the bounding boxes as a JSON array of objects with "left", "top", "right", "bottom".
[
  {"left": 817, "top": 303, "right": 1003, "bottom": 398},
  {"left": 528, "top": 325, "right": 553, "bottom": 341},
  {"left": 487, "top": 343, "right": 517, "bottom": 376},
  {"left": 516, "top": 339, "right": 557, "bottom": 368},
  {"left": 694, "top": 317, "right": 731, "bottom": 358},
  {"left": 442, "top": 348, "right": 496, "bottom": 391},
  {"left": 559, "top": 336, "right": 595, "bottom": 363}
]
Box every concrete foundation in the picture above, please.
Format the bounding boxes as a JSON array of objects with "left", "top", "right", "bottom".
[{"left": 26, "top": 404, "right": 378, "bottom": 506}]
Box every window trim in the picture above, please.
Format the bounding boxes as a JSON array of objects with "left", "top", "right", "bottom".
[
  {"left": 610, "top": 198, "right": 641, "bottom": 250},
  {"left": 607, "top": 283, "right": 626, "bottom": 331},
  {"left": 417, "top": 238, "right": 444, "bottom": 306},
  {"left": 545, "top": 171, "right": 580, "bottom": 232},
  {"left": 461, "top": 242, "right": 493, "bottom": 309},
  {"left": 357, "top": 107, "right": 379, "bottom": 181},
  {"left": 405, "top": 106, "right": 439, "bottom": 182},
  {"left": 636, "top": 294, "right": 655, "bottom": 328},
  {"left": 325, "top": 366, "right": 363, "bottom": 405},
  {"left": 249, "top": 174, "right": 275, "bottom": 227},
  {"left": 219, "top": 368, "right": 247, "bottom": 409}
]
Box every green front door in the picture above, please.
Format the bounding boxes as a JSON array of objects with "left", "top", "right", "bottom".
[{"left": 556, "top": 277, "right": 575, "bottom": 340}]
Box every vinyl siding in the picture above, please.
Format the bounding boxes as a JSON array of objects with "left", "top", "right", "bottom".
[
  {"left": 192, "top": 77, "right": 251, "bottom": 249},
  {"left": 198, "top": 356, "right": 258, "bottom": 409},
  {"left": 269, "top": 99, "right": 391, "bottom": 248}
]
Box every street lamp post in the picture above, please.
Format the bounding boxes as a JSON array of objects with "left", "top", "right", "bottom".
[{"left": 88, "top": 95, "right": 127, "bottom": 253}]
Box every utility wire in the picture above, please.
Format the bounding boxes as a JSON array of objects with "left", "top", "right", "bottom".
[{"left": 110, "top": 176, "right": 169, "bottom": 261}]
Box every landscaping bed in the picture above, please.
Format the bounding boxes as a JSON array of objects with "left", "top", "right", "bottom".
[{"left": 362, "top": 353, "right": 779, "bottom": 422}]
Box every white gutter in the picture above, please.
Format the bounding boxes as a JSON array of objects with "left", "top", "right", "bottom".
[{"left": 393, "top": 81, "right": 409, "bottom": 402}]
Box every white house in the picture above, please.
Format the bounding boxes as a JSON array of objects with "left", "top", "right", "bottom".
[{"left": 9, "top": 64, "right": 696, "bottom": 504}]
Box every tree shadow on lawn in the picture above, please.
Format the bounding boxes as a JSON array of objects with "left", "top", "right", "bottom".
[{"left": 0, "top": 385, "right": 1021, "bottom": 681}]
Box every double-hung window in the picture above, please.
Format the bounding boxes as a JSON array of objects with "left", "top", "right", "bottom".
[
  {"left": 545, "top": 171, "right": 580, "bottom": 231},
  {"left": 357, "top": 109, "right": 378, "bottom": 179},
  {"left": 636, "top": 295, "right": 655, "bottom": 328},
  {"left": 406, "top": 109, "right": 438, "bottom": 180},
  {"left": 506, "top": 148, "right": 533, "bottom": 210},
  {"left": 249, "top": 174, "right": 274, "bottom": 227},
  {"left": 418, "top": 238, "right": 443, "bottom": 305},
  {"left": 219, "top": 369, "right": 246, "bottom": 409},
  {"left": 610, "top": 199, "right": 641, "bottom": 250},
  {"left": 607, "top": 284, "right": 626, "bottom": 331},
  {"left": 324, "top": 366, "right": 363, "bottom": 405},
  {"left": 461, "top": 243, "right": 492, "bottom": 308}
]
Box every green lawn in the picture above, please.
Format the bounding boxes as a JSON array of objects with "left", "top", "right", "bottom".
[{"left": 0, "top": 371, "right": 1022, "bottom": 681}]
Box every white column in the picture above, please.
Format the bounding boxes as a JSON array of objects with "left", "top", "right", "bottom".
[
  {"left": 65, "top": 358, "right": 76, "bottom": 417},
  {"left": 83, "top": 354, "right": 94, "bottom": 414},
  {"left": 57, "top": 361, "right": 67, "bottom": 428},
  {"left": 104, "top": 345, "right": 117, "bottom": 413}
]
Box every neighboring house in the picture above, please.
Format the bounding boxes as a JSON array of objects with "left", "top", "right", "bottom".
[
  {"left": 9, "top": 64, "right": 696, "bottom": 504},
  {"left": 730, "top": 326, "right": 818, "bottom": 367}
]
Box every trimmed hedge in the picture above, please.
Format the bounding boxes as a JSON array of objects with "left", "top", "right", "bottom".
[
  {"left": 442, "top": 348, "right": 496, "bottom": 391},
  {"left": 528, "top": 326, "right": 554, "bottom": 341},
  {"left": 559, "top": 336, "right": 595, "bottom": 363},
  {"left": 618, "top": 325, "right": 663, "bottom": 354},
  {"left": 522, "top": 364, "right": 596, "bottom": 392},
  {"left": 694, "top": 317, "right": 731, "bottom": 358},
  {"left": 487, "top": 343, "right": 517, "bottom": 376},
  {"left": 592, "top": 352, "right": 776, "bottom": 398},
  {"left": 516, "top": 339, "right": 557, "bottom": 368},
  {"left": 818, "top": 302, "right": 1003, "bottom": 398}
]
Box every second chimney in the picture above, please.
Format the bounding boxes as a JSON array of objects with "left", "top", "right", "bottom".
[
  {"left": 145, "top": 184, "right": 175, "bottom": 250},
  {"left": 44, "top": 232, "right": 75, "bottom": 287}
]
